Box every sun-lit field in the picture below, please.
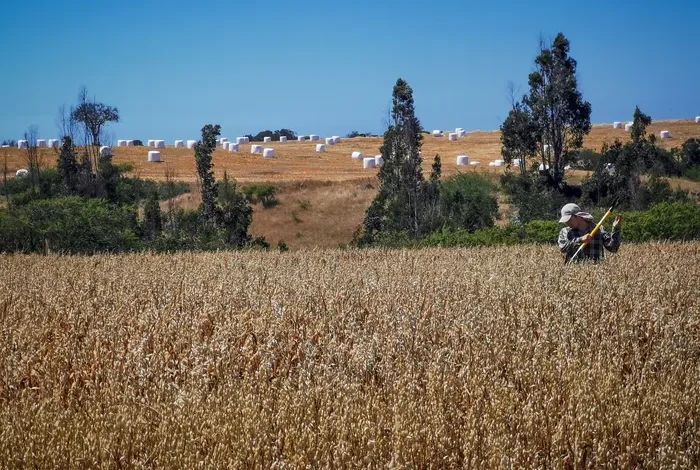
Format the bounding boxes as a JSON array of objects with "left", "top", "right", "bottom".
[
  {"left": 3, "top": 120, "right": 699, "bottom": 183},
  {"left": 1, "top": 243, "right": 698, "bottom": 467}
]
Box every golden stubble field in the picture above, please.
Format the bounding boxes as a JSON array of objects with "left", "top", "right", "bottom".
[
  {"left": 2, "top": 120, "right": 699, "bottom": 183},
  {"left": 1, "top": 243, "right": 698, "bottom": 467}
]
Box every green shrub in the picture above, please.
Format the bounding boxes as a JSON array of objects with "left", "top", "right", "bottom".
[
  {"left": 242, "top": 184, "right": 278, "bottom": 208},
  {"left": 439, "top": 173, "right": 498, "bottom": 231},
  {"left": 622, "top": 202, "right": 700, "bottom": 242}
]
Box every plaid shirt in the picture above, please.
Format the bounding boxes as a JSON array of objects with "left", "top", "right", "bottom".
[{"left": 558, "top": 222, "right": 621, "bottom": 263}]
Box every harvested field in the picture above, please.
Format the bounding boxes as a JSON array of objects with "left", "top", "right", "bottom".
[
  {"left": 2, "top": 120, "right": 699, "bottom": 183},
  {"left": 1, "top": 243, "right": 698, "bottom": 467}
]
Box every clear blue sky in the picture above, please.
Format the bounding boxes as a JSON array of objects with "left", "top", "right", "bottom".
[{"left": 1, "top": 0, "right": 698, "bottom": 142}]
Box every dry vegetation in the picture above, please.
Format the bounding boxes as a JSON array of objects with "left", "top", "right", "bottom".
[
  {"left": 2, "top": 120, "right": 700, "bottom": 184},
  {"left": 1, "top": 243, "right": 698, "bottom": 467}
]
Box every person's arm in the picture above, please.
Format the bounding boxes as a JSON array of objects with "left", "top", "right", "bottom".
[
  {"left": 558, "top": 227, "right": 583, "bottom": 257},
  {"left": 602, "top": 218, "right": 622, "bottom": 253}
]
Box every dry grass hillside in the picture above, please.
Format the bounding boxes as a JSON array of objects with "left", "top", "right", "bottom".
[
  {"left": 1, "top": 243, "right": 698, "bottom": 467},
  {"left": 2, "top": 120, "right": 699, "bottom": 183}
]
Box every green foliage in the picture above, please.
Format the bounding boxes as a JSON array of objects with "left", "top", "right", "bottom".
[
  {"left": 502, "top": 33, "right": 592, "bottom": 187},
  {"left": 194, "top": 124, "right": 220, "bottom": 222},
  {"left": 680, "top": 138, "right": 700, "bottom": 168},
  {"left": 142, "top": 192, "right": 162, "bottom": 240},
  {"left": 683, "top": 166, "right": 700, "bottom": 182},
  {"left": 242, "top": 184, "right": 278, "bottom": 208},
  {"left": 346, "top": 131, "right": 377, "bottom": 138},
  {"left": 71, "top": 88, "right": 119, "bottom": 146},
  {"left": 575, "top": 149, "right": 603, "bottom": 171},
  {"left": 621, "top": 202, "right": 700, "bottom": 242},
  {"left": 246, "top": 129, "right": 297, "bottom": 142},
  {"left": 0, "top": 197, "right": 139, "bottom": 253},
  {"left": 500, "top": 171, "right": 570, "bottom": 223},
  {"left": 439, "top": 173, "right": 498, "bottom": 232},
  {"left": 277, "top": 240, "right": 289, "bottom": 252},
  {"left": 360, "top": 78, "right": 428, "bottom": 244},
  {"left": 216, "top": 173, "right": 253, "bottom": 247}
]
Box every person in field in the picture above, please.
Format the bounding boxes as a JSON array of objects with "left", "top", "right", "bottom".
[{"left": 557, "top": 203, "right": 621, "bottom": 263}]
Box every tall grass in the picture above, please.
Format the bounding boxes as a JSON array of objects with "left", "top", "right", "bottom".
[{"left": 1, "top": 243, "right": 698, "bottom": 467}]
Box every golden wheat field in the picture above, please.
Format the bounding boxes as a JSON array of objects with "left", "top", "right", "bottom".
[{"left": 1, "top": 243, "right": 698, "bottom": 467}]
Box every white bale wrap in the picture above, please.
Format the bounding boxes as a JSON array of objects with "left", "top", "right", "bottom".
[
  {"left": 660, "top": 130, "right": 671, "bottom": 139},
  {"left": 493, "top": 160, "right": 505, "bottom": 167},
  {"left": 186, "top": 140, "right": 197, "bottom": 149},
  {"left": 332, "top": 136, "right": 341, "bottom": 143},
  {"left": 280, "top": 136, "right": 288, "bottom": 143},
  {"left": 263, "top": 148, "right": 275, "bottom": 158},
  {"left": 431, "top": 130, "right": 443, "bottom": 137},
  {"left": 375, "top": 155, "right": 384, "bottom": 166},
  {"left": 624, "top": 122, "right": 633, "bottom": 132},
  {"left": 36, "top": 139, "right": 47, "bottom": 148},
  {"left": 325, "top": 137, "right": 334, "bottom": 145},
  {"left": 48, "top": 139, "right": 60, "bottom": 148},
  {"left": 147, "top": 140, "right": 156, "bottom": 147},
  {"left": 315, "top": 144, "right": 326, "bottom": 153},
  {"left": 469, "top": 161, "right": 480, "bottom": 167},
  {"left": 117, "top": 140, "right": 127, "bottom": 147},
  {"left": 235, "top": 137, "right": 245, "bottom": 145},
  {"left": 99, "top": 146, "right": 112, "bottom": 157},
  {"left": 310, "top": 135, "right": 320, "bottom": 141},
  {"left": 228, "top": 143, "right": 239, "bottom": 152},
  {"left": 251, "top": 144, "right": 263, "bottom": 154},
  {"left": 263, "top": 136, "right": 272, "bottom": 143},
  {"left": 174, "top": 140, "right": 185, "bottom": 148},
  {"left": 147, "top": 151, "right": 161, "bottom": 162},
  {"left": 351, "top": 151, "right": 363, "bottom": 160},
  {"left": 449, "top": 133, "right": 458, "bottom": 141},
  {"left": 613, "top": 121, "right": 623, "bottom": 129},
  {"left": 543, "top": 144, "right": 551, "bottom": 155},
  {"left": 363, "top": 157, "right": 376, "bottom": 169},
  {"left": 512, "top": 158, "right": 522, "bottom": 167},
  {"left": 297, "top": 136, "right": 306, "bottom": 141},
  {"left": 17, "top": 140, "right": 28, "bottom": 149},
  {"left": 456, "top": 155, "right": 469, "bottom": 166},
  {"left": 126, "top": 140, "right": 135, "bottom": 147},
  {"left": 16, "top": 168, "right": 29, "bottom": 178},
  {"left": 695, "top": 116, "right": 700, "bottom": 123},
  {"left": 155, "top": 140, "right": 165, "bottom": 148},
  {"left": 539, "top": 163, "right": 550, "bottom": 171}
]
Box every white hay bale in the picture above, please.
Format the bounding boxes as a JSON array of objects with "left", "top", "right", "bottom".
[
  {"left": 605, "top": 163, "right": 616, "bottom": 175},
  {"left": 236, "top": 137, "right": 245, "bottom": 145},
  {"left": 512, "top": 158, "right": 521, "bottom": 167},
  {"left": 539, "top": 163, "right": 550, "bottom": 171},
  {"left": 48, "top": 139, "right": 60, "bottom": 148},
  {"left": 624, "top": 122, "right": 633, "bottom": 132},
  {"left": 117, "top": 140, "right": 127, "bottom": 147},
  {"left": 264, "top": 136, "right": 272, "bottom": 143},
  {"left": 251, "top": 144, "right": 263, "bottom": 154},
  {"left": 431, "top": 130, "right": 443, "bottom": 137},
  {"left": 263, "top": 148, "right": 275, "bottom": 158},
  {"left": 351, "top": 151, "right": 363, "bottom": 160},
  {"left": 375, "top": 155, "right": 384, "bottom": 166},
  {"left": 279, "top": 136, "right": 287, "bottom": 143},
  {"left": 488, "top": 161, "right": 496, "bottom": 167},
  {"left": 174, "top": 140, "right": 184, "bottom": 148},
  {"left": 228, "top": 143, "right": 239, "bottom": 152},
  {"left": 363, "top": 157, "right": 376, "bottom": 169},
  {"left": 99, "top": 146, "right": 112, "bottom": 157},
  {"left": 613, "top": 121, "right": 623, "bottom": 129},
  {"left": 695, "top": 116, "right": 700, "bottom": 123},
  {"left": 448, "top": 133, "right": 457, "bottom": 141},
  {"left": 297, "top": 136, "right": 306, "bottom": 141},
  {"left": 455, "top": 127, "right": 464, "bottom": 133},
  {"left": 147, "top": 151, "right": 161, "bottom": 162},
  {"left": 325, "top": 137, "right": 335, "bottom": 145},
  {"left": 332, "top": 136, "right": 341, "bottom": 143},
  {"left": 1, "top": 145, "right": 8, "bottom": 148},
  {"left": 493, "top": 159, "right": 505, "bottom": 167},
  {"left": 17, "top": 140, "right": 28, "bottom": 149},
  {"left": 186, "top": 140, "right": 197, "bottom": 149},
  {"left": 543, "top": 144, "right": 551, "bottom": 155},
  {"left": 126, "top": 140, "right": 135, "bottom": 147},
  {"left": 16, "top": 168, "right": 29, "bottom": 178},
  {"left": 147, "top": 139, "right": 156, "bottom": 147},
  {"left": 36, "top": 139, "right": 47, "bottom": 148},
  {"left": 154, "top": 140, "right": 165, "bottom": 149},
  {"left": 469, "top": 161, "right": 480, "bottom": 167},
  {"left": 310, "top": 135, "right": 320, "bottom": 141},
  {"left": 564, "top": 164, "right": 572, "bottom": 171},
  {"left": 660, "top": 130, "right": 671, "bottom": 139},
  {"left": 456, "top": 155, "right": 469, "bottom": 166},
  {"left": 316, "top": 144, "right": 326, "bottom": 153}
]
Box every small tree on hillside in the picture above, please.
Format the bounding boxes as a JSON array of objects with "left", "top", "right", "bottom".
[
  {"left": 194, "top": 124, "right": 221, "bottom": 223},
  {"left": 71, "top": 87, "right": 119, "bottom": 171},
  {"left": 57, "top": 136, "right": 79, "bottom": 192},
  {"left": 501, "top": 33, "right": 591, "bottom": 188},
  {"left": 143, "top": 191, "right": 163, "bottom": 239},
  {"left": 361, "top": 78, "right": 426, "bottom": 242}
]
